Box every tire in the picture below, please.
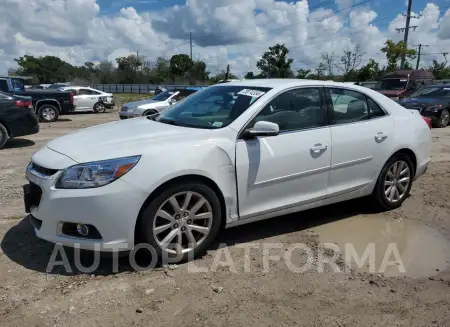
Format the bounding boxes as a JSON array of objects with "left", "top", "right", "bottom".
[
  {"left": 434, "top": 109, "right": 449, "bottom": 128},
  {"left": 38, "top": 104, "right": 59, "bottom": 122},
  {"left": 0, "top": 123, "right": 8, "bottom": 149},
  {"left": 139, "top": 182, "right": 222, "bottom": 262},
  {"left": 143, "top": 109, "right": 158, "bottom": 116},
  {"left": 371, "top": 153, "right": 414, "bottom": 211},
  {"left": 93, "top": 102, "right": 106, "bottom": 113}
]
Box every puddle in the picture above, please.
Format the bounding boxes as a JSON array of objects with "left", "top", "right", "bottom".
[{"left": 311, "top": 216, "right": 450, "bottom": 277}]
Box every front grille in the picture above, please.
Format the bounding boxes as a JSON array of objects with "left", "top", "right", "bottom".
[
  {"left": 121, "top": 106, "right": 128, "bottom": 112},
  {"left": 30, "top": 163, "right": 58, "bottom": 177}
]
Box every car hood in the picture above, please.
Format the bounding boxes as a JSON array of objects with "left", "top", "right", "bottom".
[
  {"left": 124, "top": 99, "right": 161, "bottom": 107},
  {"left": 396, "top": 97, "right": 446, "bottom": 109},
  {"left": 45, "top": 117, "right": 210, "bottom": 164}
]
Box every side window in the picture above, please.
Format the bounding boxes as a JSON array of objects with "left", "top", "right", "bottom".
[
  {"left": 79, "top": 89, "right": 94, "bottom": 95},
  {"left": 328, "top": 88, "right": 368, "bottom": 124},
  {"left": 252, "top": 87, "right": 326, "bottom": 132},
  {"left": 65, "top": 88, "right": 78, "bottom": 95},
  {"left": 367, "top": 97, "right": 385, "bottom": 119},
  {"left": 0, "top": 80, "right": 9, "bottom": 92}
]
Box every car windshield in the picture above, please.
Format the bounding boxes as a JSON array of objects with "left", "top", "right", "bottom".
[
  {"left": 410, "top": 86, "right": 450, "bottom": 98},
  {"left": 152, "top": 90, "right": 175, "bottom": 101},
  {"left": 155, "top": 85, "right": 271, "bottom": 129},
  {"left": 374, "top": 79, "right": 407, "bottom": 90}
]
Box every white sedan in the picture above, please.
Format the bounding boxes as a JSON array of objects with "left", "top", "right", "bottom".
[
  {"left": 58, "top": 86, "right": 114, "bottom": 113},
  {"left": 24, "top": 80, "right": 431, "bottom": 260}
]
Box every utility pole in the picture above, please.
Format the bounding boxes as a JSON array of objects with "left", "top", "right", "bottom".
[
  {"left": 189, "top": 32, "right": 193, "bottom": 60},
  {"left": 415, "top": 44, "right": 429, "bottom": 69},
  {"left": 397, "top": 0, "right": 418, "bottom": 69},
  {"left": 224, "top": 64, "right": 230, "bottom": 81}
]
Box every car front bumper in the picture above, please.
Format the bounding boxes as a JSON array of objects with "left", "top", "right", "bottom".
[
  {"left": 119, "top": 111, "right": 141, "bottom": 119},
  {"left": 24, "top": 163, "right": 149, "bottom": 252}
]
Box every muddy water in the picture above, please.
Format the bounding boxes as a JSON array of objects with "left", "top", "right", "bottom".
[{"left": 311, "top": 216, "right": 450, "bottom": 277}]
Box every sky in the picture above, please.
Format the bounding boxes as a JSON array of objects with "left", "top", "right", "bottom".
[{"left": 1, "top": 0, "right": 450, "bottom": 77}]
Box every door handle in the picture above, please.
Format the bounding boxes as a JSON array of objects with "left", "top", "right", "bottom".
[
  {"left": 311, "top": 144, "right": 328, "bottom": 152},
  {"left": 375, "top": 132, "right": 388, "bottom": 141}
]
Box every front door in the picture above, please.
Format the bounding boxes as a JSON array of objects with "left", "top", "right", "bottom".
[
  {"left": 325, "top": 87, "right": 395, "bottom": 196},
  {"left": 235, "top": 87, "right": 332, "bottom": 219},
  {"left": 77, "top": 88, "right": 97, "bottom": 110}
]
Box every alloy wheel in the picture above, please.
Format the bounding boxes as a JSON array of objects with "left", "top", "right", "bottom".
[
  {"left": 441, "top": 110, "right": 449, "bottom": 127},
  {"left": 96, "top": 103, "right": 106, "bottom": 112},
  {"left": 42, "top": 108, "right": 56, "bottom": 121},
  {"left": 152, "top": 191, "right": 213, "bottom": 255},
  {"left": 384, "top": 160, "right": 411, "bottom": 203}
]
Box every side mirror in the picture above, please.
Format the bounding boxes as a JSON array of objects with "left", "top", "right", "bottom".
[
  {"left": 169, "top": 98, "right": 177, "bottom": 105},
  {"left": 242, "top": 121, "right": 280, "bottom": 139}
]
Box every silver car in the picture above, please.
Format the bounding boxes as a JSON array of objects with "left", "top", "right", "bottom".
[
  {"left": 119, "top": 88, "right": 201, "bottom": 119},
  {"left": 59, "top": 86, "right": 115, "bottom": 113}
]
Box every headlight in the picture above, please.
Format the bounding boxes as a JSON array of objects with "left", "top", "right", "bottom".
[
  {"left": 424, "top": 105, "right": 443, "bottom": 112},
  {"left": 55, "top": 156, "right": 141, "bottom": 189}
]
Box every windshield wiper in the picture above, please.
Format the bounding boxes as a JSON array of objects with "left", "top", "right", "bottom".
[{"left": 157, "top": 117, "right": 185, "bottom": 126}]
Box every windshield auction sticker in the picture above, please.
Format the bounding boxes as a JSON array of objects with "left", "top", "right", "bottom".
[{"left": 237, "top": 89, "right": 266, "bottom": 98}]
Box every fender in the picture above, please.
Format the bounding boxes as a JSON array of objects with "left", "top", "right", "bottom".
[{"left": 35, "top": 99, "right": 62, "bottom": 113}]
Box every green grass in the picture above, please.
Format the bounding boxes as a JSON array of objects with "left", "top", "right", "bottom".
[{"left": 114, "top": 93, "right": 154, "bottom": 108}]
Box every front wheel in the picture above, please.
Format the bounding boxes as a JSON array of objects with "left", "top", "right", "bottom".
[
  {"left": 143, "top": 109, "right": 158, "bottom": 116},
  {"left": 371, "top": 154, "right": 414, "bottom": 210},
  {"left": 93, "top": 102, "right": 106, "bottom": 113},
  {"left": 434, "top": 109, "right": 449, "bottom": 128},
  {"left": 38, "top": 104, "right": 59, "bottom": 122},
  {"left": 139, "top": 182, "right": 222, "bottom": 262},
  {"left": 0, "top": 123, "right": 8, "bottom": 149}
]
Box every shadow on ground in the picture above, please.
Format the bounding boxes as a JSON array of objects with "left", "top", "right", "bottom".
[
  {"left": 1, "top": 199, "right": 373, "bottom": 277},
  {"left": 3, "top": 138, "right": 35, "bottom": 149}
]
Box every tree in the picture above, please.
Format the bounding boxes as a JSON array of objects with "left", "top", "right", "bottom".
[
  {"left": 115, "top": 55, "right": 143, "bottom": 83},
  {"left": 257, "top": 44, "right": 293, "bottom": 78},
  {"left": 357, "top": 59, "right": 381, "bottom": 81},
  {"left": 338, "top": 45, "right": 364, "bottom": 80},
  {"left": 14, "top": 55, "right": 76, "bottom": 83},
  {"left": 96, "top": 60, "right": 116, "bottom": 84},
  {"left": 428, "top": 60, "right": 450, "bottom": 79},
  {"left": 295, "top": 69, "right": 311, "bottom": 79},
  {"left": 320, "top": 52, "right": 336, "bottom": 76},
  {"left": 170, "top": 54, "right": 193, "bottom": 77},
  {"left": 381, "top": 40, "right": 417, "bottom": 72},
  {"left": 189, "top": 60, "right": 209, "bottom": 83},
  {"left": 245, "top": 71, "right": 255, "bottom": 79},
  {"left": 210, "top": 70, "right": 238, "bottom": 83}
]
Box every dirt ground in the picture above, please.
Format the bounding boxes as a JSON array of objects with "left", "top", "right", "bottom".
[{"left": 1, "top": 110, "right": 450, "bottom": 327}]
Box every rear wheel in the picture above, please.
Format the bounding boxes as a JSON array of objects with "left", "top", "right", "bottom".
[
  {"left": 38, "top": 104, "right": 59, "bottom": 122},
  {"left": 143, "top": 109, "right": 158, "bottom": 116},
  {"left": 371, "top": 153, "right": 414, "bottom": 210},
  {"left": 93, "top": 102, "right": 106, "bottom": 113},
  {"left": 0, "top": 123, "right": 8, "bottom": 149},
  {"left": 434, "top": 109, "right": 449, "bottom": 128},
  {"left": 139, "top": 182, "right": 222, "bottom": 262}
]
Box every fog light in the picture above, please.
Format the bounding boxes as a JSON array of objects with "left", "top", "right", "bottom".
[{"left": 76, "top": 224, "right": 89, "bottom": 236}]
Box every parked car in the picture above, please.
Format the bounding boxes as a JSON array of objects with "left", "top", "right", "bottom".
[
  {"left": 47, "top": 82, "right": 71, "bottom": 89},
  {"left": 0, "top": 76, "right": 75, "bottom": 122},
  {"left": 396, "top": 84, "right": 450, "bottom": 128},
  {"left": 0, "top": 91, "right": 39, "bottom": 149},
  {"left": 119, "top": 87, "right": 202, "bottom": 119},
  {"left": 24, "top": 80, "right": 431, "bottom": 261},
  {"left": 373, "top": 70, "right": 435, "bottom": 100},
  {"left": 58, "top": 86, "right": 114, "bottom": 113}
]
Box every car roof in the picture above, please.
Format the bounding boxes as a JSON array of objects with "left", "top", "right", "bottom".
[{"left": 215, "top": 78, "right": 368, "bottom": 91}]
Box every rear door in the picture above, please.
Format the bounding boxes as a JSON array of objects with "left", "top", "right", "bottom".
[{"left": 325, "top": 87, "right": 394, "bottom": 197}]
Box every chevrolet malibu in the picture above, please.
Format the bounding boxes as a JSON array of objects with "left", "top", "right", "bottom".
[{"left": 24, "top": 80, "right": 431, "bottom": 260}]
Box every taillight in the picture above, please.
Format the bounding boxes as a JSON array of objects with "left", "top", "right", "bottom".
[
  {"left": 69, "top": 92, "right": 74, "bottom": 104},
  {"left": 16, "top": 100, "right": 32, "bottom": 108},
  {"left": 422, "top": 116, "right": 432, "bottom": 129}
]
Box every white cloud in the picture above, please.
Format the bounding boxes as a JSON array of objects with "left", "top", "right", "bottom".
[{"left": 1, "top": 0, "right": 450, "bottom": 77}]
